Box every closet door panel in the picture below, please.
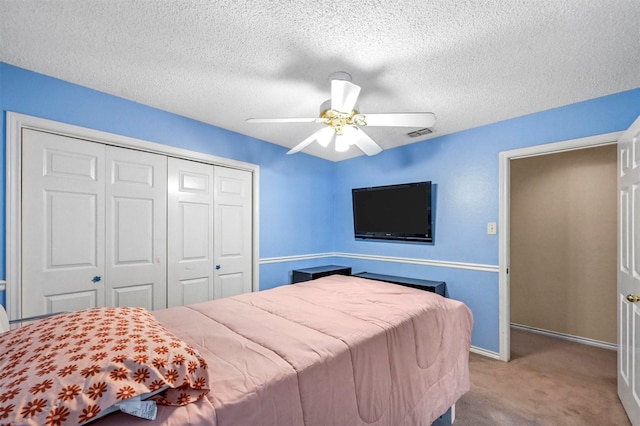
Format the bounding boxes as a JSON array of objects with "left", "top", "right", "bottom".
[
  {"left": 167, "top": 158, "right": 215, "bottom": 307},
  {"left": 111, "top": 284, "right": 154, "bottom": 308},
  {"left": 105, "top": 146, "right": 167, "bottom": 310},
  {"left": 21, "top": 129, "right": 105, "bottom": 317},
  {"left": 214, "top": 167, "right": 253, "bottom": 298},
  {"left": 178, "top": 278, "right": 211, "bottom": 306},
  {"left": 46, "top": 291, "right": 99, "bottom": 315}
]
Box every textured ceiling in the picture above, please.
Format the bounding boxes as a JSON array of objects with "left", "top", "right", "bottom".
[{"left": 1, "top": 1, "right": 639, "bottom": 161}]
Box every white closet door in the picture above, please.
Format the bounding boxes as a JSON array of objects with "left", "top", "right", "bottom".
[
  {"left": 214, "top": 167, "right": 253, "bottom": 298},
  {"left": 21, "top": 129, "right": 106, "bottom": 317},
  {"left": 167, "top": 158, "right": 215, "bottom": 307},
  {"left": 105, "top": 146, "right": 167, "bottom": 310},
  {"left": 19, "top": 122, "right": 254, "bottom": 317}
]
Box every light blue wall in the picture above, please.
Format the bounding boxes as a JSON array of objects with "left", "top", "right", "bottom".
[
  {"left": 334, "top": 88, "right": 640, "bottom": 352},
  {"left": 1, "top": 61, "right": 639, "bottom": 353},
  {"left": 0, "top": 62, "right": 335, "bottom": 291}
]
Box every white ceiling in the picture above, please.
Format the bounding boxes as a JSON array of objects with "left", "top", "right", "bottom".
[{"left": 1, "top": 1, "right": 639, "bottom": 162}]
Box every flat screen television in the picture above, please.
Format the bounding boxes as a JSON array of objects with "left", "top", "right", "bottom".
[{"left": 352, "top": 181, "right": 433, "bottom": 243}]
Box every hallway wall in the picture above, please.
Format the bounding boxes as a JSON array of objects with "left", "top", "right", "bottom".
[{"left": 510, "top": 144, "right": 617, "bottom": 343}]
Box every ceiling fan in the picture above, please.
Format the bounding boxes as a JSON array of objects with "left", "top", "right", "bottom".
[{"left": 246, "top": 73, "right": 436, "bottom": 156}]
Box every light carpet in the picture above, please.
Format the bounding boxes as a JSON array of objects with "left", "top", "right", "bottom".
[{"left": 454, "top": 328, "right": 630, "bottom": 425}]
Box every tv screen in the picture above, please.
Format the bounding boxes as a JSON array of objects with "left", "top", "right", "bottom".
[{"left": 352, "top": 181, "right": 433, "bottom": 243}]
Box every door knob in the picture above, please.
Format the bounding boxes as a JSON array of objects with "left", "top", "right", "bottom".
[
  {"left": 91, "top": 276, "right": 102, "bottom": 283},
  {"left": 215, "top": 265, "right": 221, "bottom": 270},
  {"left": 627, "top": 294, "right": 640, "bottom": 303}
]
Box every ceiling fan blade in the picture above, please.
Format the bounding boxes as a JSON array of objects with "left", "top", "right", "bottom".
[
  {"left": 247, "top": 117, "right": 322, "bottom": 123},
  {"left": 361, "top": 112, "right": 436, "bottom": 128},
  {"left": 286, "top": 130, "right": 322, "bottom": 155},
  {"left": 331, "top": 80, "right": 361, "bottom": 113},
  {"left": 344, "top": 126, "right": 382, "bottom": 156}
]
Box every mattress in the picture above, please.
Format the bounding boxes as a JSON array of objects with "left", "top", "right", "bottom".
[{"left": 97, "top": 274, "right": 473, "bottom": 425}]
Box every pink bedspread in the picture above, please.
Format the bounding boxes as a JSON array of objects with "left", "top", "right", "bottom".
[{"left": 98, "top": 275, "right": 473, "bottom": 425}]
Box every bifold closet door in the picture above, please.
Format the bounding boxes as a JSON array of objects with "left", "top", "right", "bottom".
[
  {"left": 22, "top": 129, "right": 106, "bottom": 317},
  {"left": 214, "top": 166, "right": 253, "bottom": 298},
  {"left": 105, "top": 146, "right": 167, "bottom": 310},
  {"left": 22, "top": 130, "right": 168, "bottom": 316},
  {"left": 167, "top": 160, "right": 253, "bottom": 304},
  {"left": 167, "top": 158, "right": 215, "bottom": 307}
]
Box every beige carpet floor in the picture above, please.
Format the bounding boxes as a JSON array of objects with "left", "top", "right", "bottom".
[{"left": 453, "top": 328, "right": 631, "bottom": 426}]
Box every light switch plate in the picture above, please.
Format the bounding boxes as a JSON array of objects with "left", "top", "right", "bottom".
[{"left": 487, "top": 222, "right": 497, "bottom": 235}]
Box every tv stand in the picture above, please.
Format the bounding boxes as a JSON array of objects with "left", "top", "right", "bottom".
[{"left": 353, "top": 272, "right": 446, "bottom": 297}]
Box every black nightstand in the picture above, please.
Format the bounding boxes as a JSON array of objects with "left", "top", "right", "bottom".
[
  {"left": 353, "top": 272, "right": 446, "bottom": 297},
  {"left": 291, "top": 265, "right": 352, "bottom": 283}
]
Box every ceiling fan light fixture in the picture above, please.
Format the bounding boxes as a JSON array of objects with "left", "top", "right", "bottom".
[
  {"left": 316, "top": 127, "right": 335, "bottom": 147},
  {"left": 342, "top": 125, "right": 357, "bottom": 138},
  {"left": 335, "top": 134, "right": 350, "bottom": 152}
]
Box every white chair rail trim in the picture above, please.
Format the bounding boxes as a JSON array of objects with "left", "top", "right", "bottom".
[{"left": 260, "top": 252, "right": 499, "bottom": 273}]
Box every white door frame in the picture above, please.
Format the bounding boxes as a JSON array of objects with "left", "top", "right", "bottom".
[
  {"left": 498, "top": 131, "right": 623, "bottom": 361},
  {"left": 5, "top": 111, "right": 261, "bottom": 321}
]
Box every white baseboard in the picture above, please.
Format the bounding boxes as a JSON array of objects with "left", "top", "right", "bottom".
[
  {"left": 468, "top": 324, "right": 618, "bottom": 361},
  {"left": 511, "top": 323, "right": 617, "bottom": 351},
  {"left": 470, "top": 345, "right": 501, "bottom": 359}
]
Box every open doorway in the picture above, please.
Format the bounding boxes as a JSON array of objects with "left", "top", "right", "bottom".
[
  {"left": 509, "top": 145, "right": 617, "bottom": 352},
  {"left": 498, "top": 131, "right": 624, "bottom": 361}
]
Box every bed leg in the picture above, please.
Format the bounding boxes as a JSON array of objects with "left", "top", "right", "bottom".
[{"left": 431, "top": 404, "right": 455, "bottom": 425}]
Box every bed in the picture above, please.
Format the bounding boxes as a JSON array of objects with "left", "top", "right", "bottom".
[{"left": 0, "top": 274, "right": 473, "bottom": 425}]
